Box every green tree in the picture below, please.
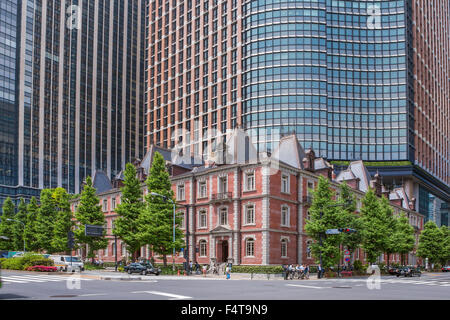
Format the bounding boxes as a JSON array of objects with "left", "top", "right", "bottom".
[
  {"left": 35, "top": 189, "right": 57, "bottom": 253},
  {"left": 417, "top": 221, "right": 445, "bottom": 268},
  {"left": 380, "top": 196, "right": 399, "bottom": 268},
  {"left": 391, "top": 213, "right": 416, "bottom": 265},
  {"left": 11, "top": 198, "right": 28, "bottom": 251},
  {"left": 137, "top": 152, "right": 185, "bottom": 267},
  {"left": 337, "top": 182, "right": 363, "bottom": 264},
  {"left": 0, "top": 198, "right": 16, "bottom": 250},
  {"left": 304, "top": 176, "right": 343, "bottom": 269},
  {"left": 360, "top": 188, "right": 387, "bottom": 264},
  {"left": 51, "top": 188, "right": 74, "bottom": 253},
  {"left": 439, "top": 226, "right": 450, "bottom": 266},
  {"left": 24, "top": 197, "right": 40, "bottom": 252},
  {"left": 74, "top": 176, "right": 108, "bottom": 262},
  {"left": 112, "top": 163, "right": 145, "bottom": 262}
]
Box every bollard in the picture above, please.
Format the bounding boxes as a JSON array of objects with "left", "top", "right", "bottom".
[
  {"left": 251, "top": 272, "right": 253, "bottom": 280},
  {"left": 203, "top": 269, "right": 206, "bottom": 277},
  {"left": 184, "top": 270, "right": 187, "bottom": 276},
  {"left": 177, "top": 270, "right": 180, "bottom": 276}
]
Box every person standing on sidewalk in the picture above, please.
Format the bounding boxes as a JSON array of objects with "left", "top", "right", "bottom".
[
  {"left": 226, "top": 265, "right": 231, "bottom": 279},
  {"left": 282, "top": 264, "right": 288, "bottom": 280}
]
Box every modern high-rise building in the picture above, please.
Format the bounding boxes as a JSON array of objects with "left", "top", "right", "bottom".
[
  {"left": 0, "top": 0, "right": 146, "bottom": 208},
  {"left": 146, "top": 0, "right": 448, "bottom": 225}
]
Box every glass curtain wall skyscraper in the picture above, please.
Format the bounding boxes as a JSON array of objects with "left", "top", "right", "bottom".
[
  {"left": 146, "top": 0, "right": 448, "bottom": 225},
  {"left": 0, "top": 0, "right": 146, "bottom": 208}
]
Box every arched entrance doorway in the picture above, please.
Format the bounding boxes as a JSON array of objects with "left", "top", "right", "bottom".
[{"left": 220, "top": 240, "right": 228, "bottom": 262}]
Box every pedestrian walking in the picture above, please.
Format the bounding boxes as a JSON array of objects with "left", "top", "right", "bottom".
[{"left": 226, "top": 265, "right": 231, "bottom": 279}]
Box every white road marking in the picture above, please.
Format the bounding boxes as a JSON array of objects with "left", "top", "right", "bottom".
[
  {"left": 131, "top": 291, "right": 192, "bottom": 300},
  {"left": 2, "top": 276, "right": 48, "bottom": 283},
  {"left": 0, "top": 278, "right": 28, "bottom": 283},
  {"left": 79, "top": 294, "right": 108, "bottom": 297},
  {"left": 286, "top": 284, "right": 327, "bottom": 289}
]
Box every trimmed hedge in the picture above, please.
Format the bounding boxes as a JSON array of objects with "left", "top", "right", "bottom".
[{"left": 0, "top": 255, "right": 54, "bottom": 271}]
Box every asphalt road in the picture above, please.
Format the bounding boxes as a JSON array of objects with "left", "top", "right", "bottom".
[{"left": 0, "top": 270, "right": 449, "bottom": 300}]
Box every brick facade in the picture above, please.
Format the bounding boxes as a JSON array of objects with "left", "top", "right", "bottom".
[{"left": 71, "top": 159, "right": 424, "bottom": 267}]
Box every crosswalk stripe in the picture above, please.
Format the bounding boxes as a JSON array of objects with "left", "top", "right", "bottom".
[
  {"left": 0, "top": 278, "right": 28, "bottom": 283},
  {"left": 2, "top": 276, "right": 48, "bottom": 282},
  {"left": 14, "top": 275, "right": 66, "bottom": 281},
  {"left": 1, "top": 274, "right": 93, "bottom": 284}
]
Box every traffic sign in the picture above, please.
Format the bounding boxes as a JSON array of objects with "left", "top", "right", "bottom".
[
  {"left": 325, "top": 229, "right": 340, "bottom": 235},
  {"left": 345, "top": 257, "right": 350, "bottom": 262},
  {"left": 85, "top": 225, "right": 104, "bottom": 237},
  {"left": 344, "top": 250, "right": 350, "bottom": 256}
]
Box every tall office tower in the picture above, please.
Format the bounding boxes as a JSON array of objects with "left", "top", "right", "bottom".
[
  {"left": 146, "top": 0, "right": 243, "bottom": 160},
  {"left": 146, "top": 0, "right": 448, "bottom": 225},
  {"left": 0, "top": 0, "right": 146, "bottom": 208}
]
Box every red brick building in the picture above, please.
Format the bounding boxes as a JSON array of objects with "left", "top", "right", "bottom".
[{"left": 71, "top": 133, "right": 424, "bottom": 266}]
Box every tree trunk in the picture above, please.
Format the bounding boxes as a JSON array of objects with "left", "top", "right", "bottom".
[
  {"left": 386, "top": 253, "right": 390, "bottom": 269},
  {"left": 163, "top": 254, "right": 167, "bottom": 267}
]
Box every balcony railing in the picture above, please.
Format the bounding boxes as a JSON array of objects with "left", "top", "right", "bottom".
[{"left": 211, "top": 192, "right": 233, "bottom": 202}]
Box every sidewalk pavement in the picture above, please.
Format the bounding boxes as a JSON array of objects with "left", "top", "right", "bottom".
[{"left": 78, "top": 270, "right": 323, "bottom": 281}]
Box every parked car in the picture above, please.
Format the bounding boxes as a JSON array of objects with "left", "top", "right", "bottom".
[
  {"left": 124, "top": 263, "right": 149, "bottom": 275},
  {"left": 442, "top": 266, "right": 450, "bottom": 272},
  {"left": 387, "top": 266, "right": 398, "bottom": 275},
  {"left": 140, "top": 263, "right": 161, "bottom": 275},
  {"left": 396, "top": 266, "right": 421, "bottom": 277}
]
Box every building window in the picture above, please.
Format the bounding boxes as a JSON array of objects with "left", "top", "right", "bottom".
[
  {"left": 245, "top": 172, "right": 255, "bottom": 191},
  {"left": 177, "top": 184, "right": 185, "bottom": 200},
  {"left": 198, "top": 181, "right": 207, "bottom": 198},
  {"left": 281, "top": 239, "right": 288, "bottom": 258},
  {"left": 199, "top": 210, "right": 207, "bottom": 228},
  {"left": 219, "top": 207, "right": 228, "bottom": 226},
  {"left": 245, "top": 204, "right": 255, "bottom": 225},
  {"left": 111, "top": 197, "right": 116, "bottom": 211},
  {"left": 307, "top": 240, "right": 312, "bottom": 259},
  {"left": 246, "top": 238, "right": 255, "bottom": 257},
  {"left": 281, "top": 174, "right": 290, "bottom": 193},
  {"left": 179, "top": 212, "right": 185, "bottom": 229},
  {"left": 103, "top": 199, "right": 108, "bottom": 212},
  {"left": 307, "top": 181, "right": 314, "bottom": 196},
  {"left": 281, "top": 206, "right": 290, "bottom": 227},
  {"left": 199, "top": 240, "right": 207, "bottom": 257},
  {"left": 121, "top": 243, "right": 127, "bottom": 257},
  {"left": 219, "top": 176, "right": 228, "bottom": 193},
  {"left": 104, "top": 245, "right": 108, "bottom": 257}
]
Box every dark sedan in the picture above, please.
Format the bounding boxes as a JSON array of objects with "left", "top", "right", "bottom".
[
  {"left": 124, "top": 263, "right": 161, "bottom": 275},
  {"left": 442, "top": 266, "right": 450, "bottom": 272},
  {"left": 395, "top": 266, "right": 421, "bottom": 277},
  {"left": 124, "top": 263, "right": 149, "bottom": 275},
  {"left": 140, "top": 263, "right": 161, "bottom": 275}
]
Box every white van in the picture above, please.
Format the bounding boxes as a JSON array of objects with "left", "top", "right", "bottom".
[{"left": 49, "top": 255, "right": 84, "bottom": 272}]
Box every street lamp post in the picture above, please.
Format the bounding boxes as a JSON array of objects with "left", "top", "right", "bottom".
[
  {"left": 151, "top": 192, "right": 176, "bottom": 271},
  {"left": 7, "top": 219, "right": 25, "bottom": 253}
]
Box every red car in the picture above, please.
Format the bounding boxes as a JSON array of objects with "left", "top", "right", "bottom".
[{"left": 442, "top": 266, "right": 450, "bottom": 272}]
